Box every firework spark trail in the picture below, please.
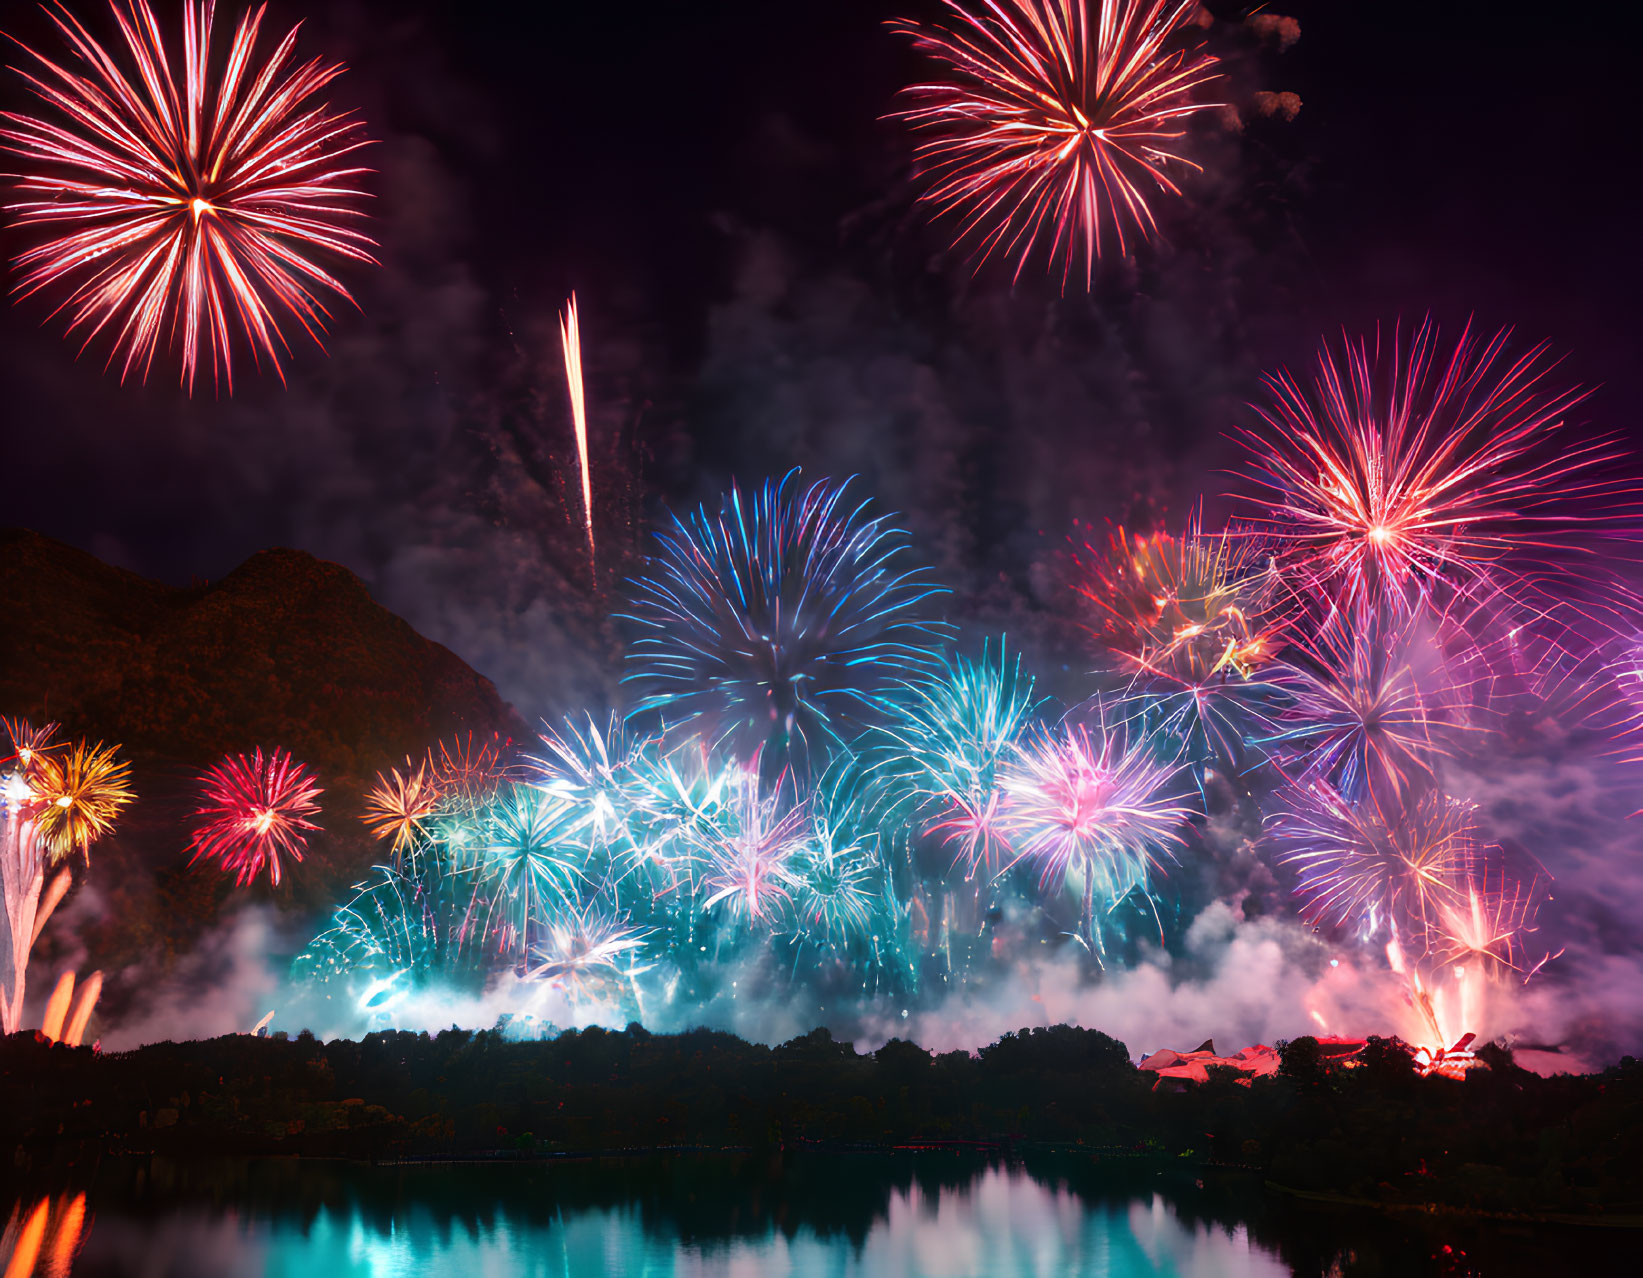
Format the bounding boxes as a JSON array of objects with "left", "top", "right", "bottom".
[
  {"left": 1236, "top": 319, "right": 1632, "bottom": 618},
  {"left": 559, "top": 292, "right": 596, "bottom": 571},
  {"left": 891, "top": 0, "right": 1220, "bottom": 286},
  {"left": 1, "top": 0, "right": 376, "bottom": 390},
  {"left": 188, "top": 747, "right": 321, "bottom": 887}
]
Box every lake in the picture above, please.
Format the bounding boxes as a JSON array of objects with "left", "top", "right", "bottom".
[{"left": 2, "top": 1153, "right": 1629, "bottom": 1276}]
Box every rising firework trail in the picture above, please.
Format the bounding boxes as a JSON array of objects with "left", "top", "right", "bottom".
[
  {"left": 559, "top": 292, "right": 596, "bottom": 573},
  {"left": 0, "top": 0, "right": 376, "bottom": 390},
  {"left": 891, "top": 0, "right": 1220, "bottom": 286}
]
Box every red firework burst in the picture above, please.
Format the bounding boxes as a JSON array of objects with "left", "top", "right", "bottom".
[
  {"left": 1, "top": 0, "right": 375, "bottom": 390},
  {"left": 1236, "top": 320, "right": 1629, "bottom": 615},
  {"left": 890, "top": 0, "right": 1220, "bottom": 286},
  {"left": 188, "top": 747, "right": 321, "bottom": 886}
]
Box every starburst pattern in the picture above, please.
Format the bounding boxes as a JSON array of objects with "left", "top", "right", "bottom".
[
  {"left": 1, "top": 0, "right": 375, "bottom": 389},
  {"left": 693, "top": 764, "right": 809, "bottom": 926},
  {"left": 1269, "top": 782, "right": 1479, "bottom": 943},
  {"left": 529, "top": 902, "right": 651, "bottom": 988},
  {"left": 475, "top": 784, "right": 584, "bottom": 961},
  {"left": 1268, "top": 608, "right": 1462, "bottom": 804},
  {"left": 188, "top": 747, "right": 321, "bottom": 887},
  {"left": 1237, "top": 320, "right": 1627, "bottom": 615},
  {"left": 623, "top": 470, "right": 948, "bottom": 771},
  {"left": 891, "top": 0, "right": 1220, "bottom": 285},
  {"left": 999, "top": 715, "right": 1190, "bottom": 944},
  {"left": 879, "top": 642, "right": 1041, "bottom": 875},
  {"left": 28, "top": 739, "right": 134, "bottom": 860},
  {"left": 363, "top": 758, "right": 443, "bottom": 858}
]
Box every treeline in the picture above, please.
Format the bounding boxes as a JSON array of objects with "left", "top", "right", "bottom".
[{"left": 3, "top": 1024, "right": 1639, "bottom": 1217}]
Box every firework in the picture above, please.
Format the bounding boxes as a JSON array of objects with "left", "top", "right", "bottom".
[
  {"left": 1, "top": 717, "right": 59, "bottom": 771},
  {"left": 475, "top": 784, "right": 584, "bottom": 962},
  {"left": 1, "top": 727, "right": 129, "bottom": 1035},
  {"left": 363, "top": 758, "right": 443, "bottom": 858},
  {"left": 622, "top": 471, "right": 949, "bottom": 771},
  {"left": 529, "top": 901, "right": 651, "bottom": 989},
  {"left": 1071, "top": 519, "right": 1286, "bottom": 768},
  {"left": 1429, "top": 866, "right": 1556, "bottom": 978},
  {"left": 530, "top": 714, "right": 642, "bottom": 846},
  {"left": 1268, "top": 782, "right": 1479, "bottom": 944},
  {"left": 891, "top": 0, "right": 1220, "bottom": 285},
  {"left": 692, "top": 762, "right": 809, "bottom": 927},
  {"left": 560, "top": 292, "right": 596, "bottom": 570},
  {"left": 1267, "top": 607, "right": 1462, "bottom": 804},
  {"left": 296, "top": 855, "right": 470, "bottom": 989},
  {"left": 188, "top": 747, "right": 321, "bottom": 887},
  {"left": 427, "top": 732, "right": 510, "bottom": 808},
  {"left": 28, "top": 738, "right": 134, "bottom": 860},
  {"left": 1236, "top": 320, "right": 1626, "bottom": 615},
  {"left": 877, "top": 641, "right": 1042, "bottom": 876},
  {"left": 1, "top": 0, "right": 376, "bottom": 389},
  {"left": 998, "top": 714, "right": 1190, "bottom": 946}
]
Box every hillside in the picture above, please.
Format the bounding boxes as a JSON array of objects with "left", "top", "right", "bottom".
[{"left": 0, "top": 528, "right": 529, "bottom": 999}]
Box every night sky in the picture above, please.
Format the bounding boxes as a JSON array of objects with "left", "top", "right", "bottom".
[
  {"left": 5, "top": 0, "right": 1641, "bottom": 716},
  {"left": 5, "top": 0, "right": 1643, "bottom": 1058}
]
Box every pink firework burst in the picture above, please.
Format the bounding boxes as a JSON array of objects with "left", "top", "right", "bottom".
[
  {"left": 188, "top": 747, "right": 321, "bottom": 886},
  {"left": 998, "top": 714, "right": 1190, "bottom": 945},
  {"left": 1268, "top": 781, "right": 1480, "bottom": 944},
  {"left": 1268, "top": 606, "right": 1467, "bottom": 805},
  {"left": 1, "top": 0, "right": 376, "bottom": 390},
  {"left": 695, "top": 765, "right": 808, "bottom": 927},
  {"left": 1236, "top": 320, "right": 1630, "bottom": 615},
  {"left": 890, "top": 0, "right": 1220, "bottom": 286}
]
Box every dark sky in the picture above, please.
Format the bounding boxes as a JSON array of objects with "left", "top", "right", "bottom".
[
  {"left": 6, "top": 0, "right": 1643, "bottom": 1060},
  {"left": 3, "top": 0, "right": 1641, "bottom": 711}
]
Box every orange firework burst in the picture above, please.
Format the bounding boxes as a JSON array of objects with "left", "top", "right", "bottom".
[
  {"left": 1, "top": 717, "right": 60, "bottom": 772},
  {"left": 891, "top": 0, "right": 1220, "bottom": 285},
  {"left": 28, "top": 739, "right": 134, "bottom": 860},
  {"left": 1070, "top": 518, "right": 1286, "bottom": 765},
  {"left": 1, "top": 0, "right": 376, "bottom": 390},
  {"left": 364, "top": 757, "right": 443, "bottom": 857},
  {"left": 426, "top": 732, "right": 510, "bottom": 808}
]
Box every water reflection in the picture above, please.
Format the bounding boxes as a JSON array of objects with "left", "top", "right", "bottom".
[{"left": 1, "top": 1154, "right": 1633, "bottom": 1277}]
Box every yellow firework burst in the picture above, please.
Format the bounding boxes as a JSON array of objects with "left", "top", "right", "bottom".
[
  {"left": 30, "top": 740, "right": 134, "bottom": 860},
  {"left": 364, "top": 759, "right": 444, "bottom": 856}
]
